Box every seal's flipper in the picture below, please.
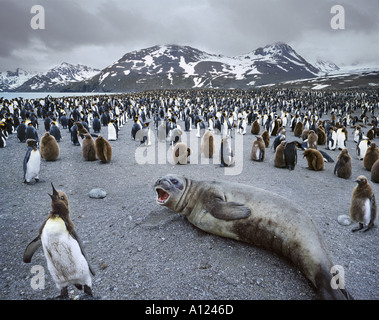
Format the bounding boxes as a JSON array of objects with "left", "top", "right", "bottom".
[
  {"left": 205, "top": 198, "right": 251, "bottom": 220},
  {"left": 23, "top": 236, "right": 42, "bottom": 263}
]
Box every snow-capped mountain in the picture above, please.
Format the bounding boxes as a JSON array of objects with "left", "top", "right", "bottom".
[
  {"left": 0, "top": 68, "right": 39, "bottom": 92},
  {"left": 4, "top": 43, "right": 349, "bottom": 92},
  {"left": 68, "top": 43, "right": 326, "bottom": 92},
  {"left": 313, "top": 59, "right": 340, "bottom": 75},
  {"left": 14, "top": 63, "right": 100, "bottom": 92}
]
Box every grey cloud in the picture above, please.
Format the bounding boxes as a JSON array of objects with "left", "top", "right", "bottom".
[{"left": 0, "top": 0, "right": 378, "bottom": 72}]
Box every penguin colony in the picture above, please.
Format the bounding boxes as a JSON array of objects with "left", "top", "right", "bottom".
[{"left": 1, "top": 87, "right": 378, "bottom": 300}]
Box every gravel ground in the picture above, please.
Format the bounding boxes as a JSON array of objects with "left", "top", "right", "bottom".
[{"left": 0, "top": 107, "right": 378, "bottom": 301}]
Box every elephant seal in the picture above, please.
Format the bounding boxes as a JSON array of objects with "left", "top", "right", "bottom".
[{"left": 154, "top": 174, "right": 352, "bottom": 300}]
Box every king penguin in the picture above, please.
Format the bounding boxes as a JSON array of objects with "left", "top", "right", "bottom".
[
  {"left": 23, "top": 183, "right": 95, "bottom": 299},
  {"left": 334, "top": 148, "right": 352, "bottom": 179},
  {"left": 40, "top": 132, "right": 60, "bottom": 161},
  {"left": 92, "top": 115, "right": 101, "bottom": 133},
  {"left": 95, "top": 135, "right": 112, "bottom": 163},
  {"left": 261, "top": 130, "right": 270, "bottom": 148},
  {"left": 336, "top": 127, "right": 347, "bottom": 150},
  {"left": 107, "top": 120, "right": 117, "bottom": 141},
  {"left": 25, "top": 122, "right": 39, "bottom": 143},
  {"left": 200, "top": 130, "right": 215, "bottom": 158},
  {"left": 357, "top": 139, "right": 371, "bottom": 160},
  {"left": 283, "top": 141, "right": 298, "bottom": 171},
  {"left": 307, "top": 130, "right": 318, "bottom": 150},
  {"left": 363, "top": 142, "right": 379, "bottom": 171},
  {"left": 49, "top": 122, "right": 62, "bottom": 142},
  {"left": 0, "top": 122, "right": 6, "bottom": 148},
  {"left": 250, "top": 136, "right": 265, "bottom": 162},
  {"left": 303, "top": 148, "right": 324, "bottom": 171},
  {"left": 220, "top": 137, "right": 235, "bottom": 167},
  {"left": 371, "top": 159, "right": 379, "bottom": 183},
  {"left": 23, "top": 139, "right": 41, "bottom": 184},
  {"left": 82, "top": 133, "right": 97, "bottom": 161},
  {"left": 274, "top": 141, "right": 287, "bottom": 168},
  {"left": 349, "top": 176, "right": 377, "bottom": 232},
  {"left": 327, "top": 127, "right": 337, "bottom": 151},
  {"left": 172, "top": 142, "right": 192, "bottom": 165},
  {"left": 251, "top": 120, "right": 260, "bottom": 135},
  {"left": 17, "top": 121, "right": 27, "bottom": 143}
]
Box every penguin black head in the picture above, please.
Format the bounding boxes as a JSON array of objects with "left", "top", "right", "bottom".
[
  {"left": 26, "top": 139, "right": 37, "bottom": 148},
  {"left": 75, "top": 122, "right": 84, "bottom": 129},
  {"left": 48, "top": 183, "right": 69, "bottom": 214}
]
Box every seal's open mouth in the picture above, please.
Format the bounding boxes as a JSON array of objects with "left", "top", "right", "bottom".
[{"left": 156, "top": 188, "right": 170, "bottom": 204}]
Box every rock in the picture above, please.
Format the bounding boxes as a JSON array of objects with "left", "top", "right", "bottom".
[
  {"left": 337, "top": 214, "right": 352, "bottom": 226},
  {"left": 89, "top": 188, "right": 107, "bottom": 199}
]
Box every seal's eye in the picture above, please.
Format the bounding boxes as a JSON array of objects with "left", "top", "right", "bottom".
[
  {"left": 169, "top": 178, "right": 184, "bottom": 190},
  {"left": 61, "top": 196, "right": 65, "bottom": 200}
]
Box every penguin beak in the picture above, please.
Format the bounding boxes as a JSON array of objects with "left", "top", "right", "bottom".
[{"left": 51, "top": 183, "right": 59, "bottom": 197}]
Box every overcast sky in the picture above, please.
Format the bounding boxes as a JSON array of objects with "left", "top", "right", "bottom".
[{"left": 0, "top": 0, "right": 378, "bottom": 72}]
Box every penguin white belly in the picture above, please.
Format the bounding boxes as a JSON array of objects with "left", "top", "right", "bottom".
[
  {"left": 108, "top": 125, "right": 117, "bottom": 141},
  {"left": 26, "top": 150, "right": 40, "bottom": 181},
  {"left": 41, "top": 217, "right": 91, "bottom": 289},
  {"left": 337, "top": 135, "right": 345, "bottom": 149},
  {"left": 255, "top": 149, "right": 260, "bottom": 160},
  {"left": 362, "top": 199, "right": 371, "bottom": 225}
]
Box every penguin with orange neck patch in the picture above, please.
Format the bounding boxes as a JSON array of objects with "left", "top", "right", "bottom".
[{"left": 23, "top": 183, "right": 96, "bottom": 299}]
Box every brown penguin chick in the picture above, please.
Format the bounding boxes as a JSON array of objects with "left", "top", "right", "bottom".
[
  {"left": 82, "top": 133, "right": 96, "bottom": 161},
  {"left": 261, "top": 130, "right": 270, "bottom": 148},
  {"left": 40, "top": 132, "right": 59, "bottom": 161},
  {"left": 367, "top": 128, "right": 375, "bottom": 140},
  {"left": 350, "top": 175, "right": 377, "bottom": 232},
  {"left": 250, "top": 136, "right": 265, "bottom": 161},
  {"left": 173, "top": 142, "right": 192, "bottom": 165},
  {"left": 251, "top": 120, "right": 260, "bottom": 135},
  {"left": 294, "top": 121, "right": 304, "bottom": 138},
  {"left": 363, "top": 142, "right": 379, "bottom": 171},
  {"left": 371, "top": 159, "right": 379, "bottom": 183},
  {"left": 95, "top": 135, "right": 112, "bottom": 163},
  {"left": 307, "top": 130, "right": 318, "bottom": 150},
  {"left": 75, "top": 122, "right": 89, "bottom": 135},
  {"left": 274, "top": 140, "right": 287, "bottom": 168},
  {"left": 301, "top": 129, "right": 310, "bottom": 141},
  {"left": 317, "top": 127, "right": 326, "bottom": 145},
  {"left": 200, "top": 130, "right": 215, "bottom": 158},
  {"left": 75, "top": 122, "right": 89, "bottom": 145},
  {"left": 303, "top": 149, "right": 324, "bottom": 171},
  {"left": 334, "top": 148, "right": 352, "bottom": 179}
]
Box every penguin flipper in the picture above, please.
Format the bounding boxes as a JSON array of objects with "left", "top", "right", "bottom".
[
  {"left": 205, "top": 198, "right": 251, "bottom": 221},
  {"left": 370, "top": 194, "right": 376, "bottom": 226},
  {"left": 23, "top": 236, "right": 41, "bottom": 263},
  {"left": 70, "top": 229, "right": 96, "bottom": 276},
  {"left": 23, "top": 148, "right": 32, "bottom": 178}
]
